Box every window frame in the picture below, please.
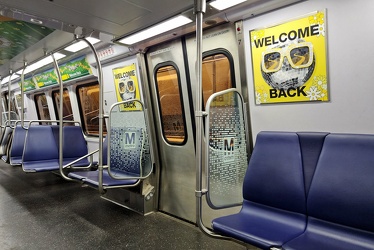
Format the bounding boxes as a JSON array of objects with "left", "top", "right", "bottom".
[
  {"left": 34, "top": 92, "right": 51, "bottom": 123},
  {"left": 76, "top": 81, "right": 107, "bottom": 137},
  {"left": 202, "top": 48, "right": 236, "bottom": 108},
  {"left": 154, "top": 61, "right": 188, "bottom": 146},
  {"left": 52, "top": 88, "right": 74, "bottom": 121}
]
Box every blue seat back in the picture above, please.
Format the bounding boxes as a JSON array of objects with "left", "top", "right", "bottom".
[
  {"left": 297, "top": 132, "right": 328, "bottom": 195},
  {"left": 243, "top": 132, "right": 306, "bottom": 214},
  {"left": 50, "top": 125, "right": 60, "bottom": 148},
  {"left": 10, "top": 125, "right": 28, "bottom": 159},
  {"left": 23, "top": 126, "right": 58, "bottom": 161},
  {"left": 62, "top": 126, "right": 88, "bottom": 158},
  {"left": 308, "top": 133, "right": 374, "bottom": 232}
]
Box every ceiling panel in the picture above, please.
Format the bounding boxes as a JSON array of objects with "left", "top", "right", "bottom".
[
  {"left": 41, "top": 0, "right": 151, "bottom": 26},
  {"left": 0, "top": 0, "right": 194, "bottom": 37},
  {"left": 0, "top": 16, "right": 54, "bottom": 66}
]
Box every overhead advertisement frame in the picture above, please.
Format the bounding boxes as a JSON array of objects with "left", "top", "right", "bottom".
[{"left": 250, "top": 10, "right": 328, "bottom": 104}]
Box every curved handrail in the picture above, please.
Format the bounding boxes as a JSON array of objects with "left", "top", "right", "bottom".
[
  {"left": 62, "top": 149, "right": 99, "bottom": 169},
  {"left": 27, "top": 120, "right": 81, "bottom": 127},
  {"left": 49, "top": 37, "right": 104, "bottom": 190}
]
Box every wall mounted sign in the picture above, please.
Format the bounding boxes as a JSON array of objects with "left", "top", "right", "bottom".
[
  {"left": 34, "top": 68, "right": 57, "bottom": 88},
  {"left": 250, "top": 10, "right": 328, "bottom": 104},
  {"left": 19, "top": 77, "right": 37, "bottom": 91},
  {"left": 112, "top": 63, "right": 141, "bottom": 111},
  {"left": 59, "top": 56, "right": 92, "bottom": 81}
]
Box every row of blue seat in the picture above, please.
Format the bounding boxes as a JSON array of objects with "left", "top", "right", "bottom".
[
  {"left": 212, "top": 132, "right": 374, "bottom": 250},
  {"left": 4, "top": 123, "right": 145, "bottom": 190},
  {"left": 19, "top": 125, "right": 92, "bottom": 172}
]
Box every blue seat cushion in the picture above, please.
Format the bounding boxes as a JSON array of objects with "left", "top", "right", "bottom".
[
  {"left": 68, "top": 170, "right": 139, "bottom": 187},
  {"left": 283, "top": 218, "right": 374, "bottom": 250},
  {"left": 212, "top": 201, "right": 306, "bottom": 249},
  {"left": 23, "top": 159, "right": 60, "bottom": 172},
  {"left": 10, "top": 155, "right": 22, "bottom": 165}
]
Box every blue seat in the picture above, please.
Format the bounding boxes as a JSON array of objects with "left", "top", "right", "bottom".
[
  {"left": 68, "top": 170, "right": 139, "bottom": 187},
  {"left": 212, "top": 132, "right": 328, "bottom": 249},
  {"left": 62, "top": 126, "right": 91, "bottom": 167},
  {"left": 9, "top": 125, "right": 28, "bottom": 165},
  {"left": 283, "top": 134, "right": 374, "bottom": 250},
  {"left": 22, "top": 125, "right": 92, "bottom": 172},
  {"left": 22, "top": 126, "right": 59, "bottom": 172},
  {"left": 212, "top": 132, "right": 308, "bottom": 248}
]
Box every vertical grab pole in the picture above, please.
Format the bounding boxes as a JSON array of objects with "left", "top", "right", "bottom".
[
  {"left": 8, "top": 70, "right": 14, "bottom": 125},
  {"left": 20, "top": 63, "right": 27, "bottom": 128},
  {"left": 51, "top": 53, "right": 68, "bottom": 180},
  {"left": 194, "top": 0, "right": 207, "bottom": 232},
  {"left": 194, "top": 0, "right": 231, "bottom": 239}
]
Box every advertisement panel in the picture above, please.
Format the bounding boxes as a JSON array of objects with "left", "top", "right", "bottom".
[
  {"left": 250, "top": 10, "right": 327, "bottom": 104},
  {"left": 112, "top": 63, "right": 141, "bottom": 111}
]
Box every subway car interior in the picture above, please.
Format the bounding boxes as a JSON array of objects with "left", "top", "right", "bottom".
[{"left": 0, "top": 0, "right": 373, "bottom": 249}]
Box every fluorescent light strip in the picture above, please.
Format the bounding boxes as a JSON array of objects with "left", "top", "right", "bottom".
[
  {"left": 17, "top": 52, "right": 66, "bottom": 75},
  {"left": 209, "top": 0, "right": 247, "bottom": 10},
  {"left": 118, "top": 15, "right": 193, "bottom": 45},
  {"left": 65, "top": 37, "right": 101, "bottom": 52},
  {"left": 0, "top": 74, "right": 20, "bottom": 84}
]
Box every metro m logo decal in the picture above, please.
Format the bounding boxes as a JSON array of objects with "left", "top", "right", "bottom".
[{"left": 124, "top": 132, "right": 136, "bottom": 148}]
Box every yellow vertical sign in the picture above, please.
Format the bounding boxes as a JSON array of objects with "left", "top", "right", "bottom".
[
  {"left": 112, "top": 63, "right": 141, "bottom": 111},
  {"left": 250, "top": 10, "right": 328, "bottom": 104}
]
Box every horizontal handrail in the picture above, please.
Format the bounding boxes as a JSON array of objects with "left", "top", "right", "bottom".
[
  {"left": 62, "top": 149, "right": 99, "bottom": 170},
  {"left": 27, "top": 120, "right": 81, "bottom": 126}
]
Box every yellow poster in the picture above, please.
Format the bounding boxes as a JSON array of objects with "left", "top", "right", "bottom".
[
  {"left": 250, "top": 10, "right": 327, "bottom": 104},
  {"left": 112, "top": 63, "right": 141, "bottom": 111}
]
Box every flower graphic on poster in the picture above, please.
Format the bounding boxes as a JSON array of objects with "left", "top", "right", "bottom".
[{"left": 306, "top": 86, "right": 321, "bottom": 100}]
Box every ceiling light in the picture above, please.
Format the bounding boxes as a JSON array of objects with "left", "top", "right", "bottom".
[
  {"left": 0, "top": 74, "right": 20, "bottom": 84},
  {"left": 17, "top": 52, "right": 66, "bottom": 75},
  {"left": 118, "top": 15, "right": 193, "bottom": 45},
  {"left": 64, "top": 37, "right": 101, "bottom": 52},
  {"left": 209, "top": 0, "right": 247, "bottom": 10}
]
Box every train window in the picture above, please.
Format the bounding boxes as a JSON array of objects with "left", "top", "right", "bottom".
[
  {"left": 202, "top": 50, "right": 235, "bottom": 107},
  {"left": 52, "top": 88, "right": 73, "bottom": 121},
  {"left": 34, "top": 93, "right": 51, "bottom": 124},
  {"left": 3, "top": 92, "right": 18, "bottom": 115},
  {"left": 155, "top": 63, "right": 187, "bottom": 145},
  {"left": 2, "top": 92, "right": 19, "bottom": 123},
  {"left": 76, "top": 82, "right": 107, "bottom": 136}
]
